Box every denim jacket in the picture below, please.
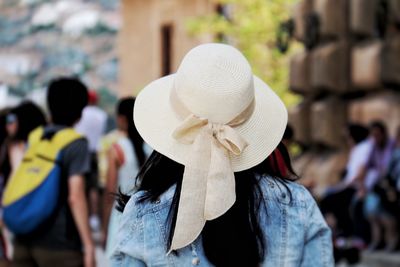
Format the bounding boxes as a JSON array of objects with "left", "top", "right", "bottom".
[{"left": 111, "top": 176, "right": 334, "bottom": 267}]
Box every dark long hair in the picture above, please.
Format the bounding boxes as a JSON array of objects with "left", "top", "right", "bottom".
[
  {"left": 11, "top": 101, "right": 47, "bottom": 142},
  {"left": 118, "top": 142, "right": 297, "bottom": 266},
  {"left": 116, "top": 98, "right": 146, "bottom": 167},
  {"left": 0, "top": 109, "right": 10, "bottom": 147}
]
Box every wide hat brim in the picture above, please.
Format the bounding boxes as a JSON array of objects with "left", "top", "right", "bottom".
[{"left": 134, "top": 74, "right": 288, "bottom": 172}]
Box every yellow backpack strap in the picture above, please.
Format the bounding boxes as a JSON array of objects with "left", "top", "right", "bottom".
[
  {"left": 35, "top": 128, "right": 83, "bottom": 161},
  {"left": 52, "top": 128, "right": 83, "bottom": 150},
  {"left": 28, "top": 127, "right": 44, "bottom": 146},
  {"left": 23, "top": 127, "right": 44, "bottom": 159}
]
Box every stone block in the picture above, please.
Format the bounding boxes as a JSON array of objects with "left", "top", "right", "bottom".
[
  {"left": 310, "top": 97, "right": 347, "bottom": 148},
  {"left": 289, "top": 51, "right": 312, "bottom": 94},
  {"left": 297, "top": 150, "right": 348, "bottom": 198},
  {"left": 289, "top": 100, "right": 312, "bottom": 146},
  {"left": 311, "top": 42, "right": 349, "bottom": 93},
  {"left": 292, "top": 0, "right": 314, "bottom": 42},
  {"left": 351, "top": 41, "right": 382, "bottom": 89},
  {"left": 348, "top": 91, "right": 400, "bottom": 137},
  {"left": 350, "top": 0, "right": 379, "bottom": 37},
  {"left": 314, "top": 0, "right": 348, "bottom": 39}
]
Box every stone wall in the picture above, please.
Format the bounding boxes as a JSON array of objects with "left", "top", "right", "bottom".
[{"left": 289, "top": 0, "right": 400, "bottom": 196}]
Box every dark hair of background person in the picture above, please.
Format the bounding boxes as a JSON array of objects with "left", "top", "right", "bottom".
[
  {"left": 117, "top": 142, "right": 297, "bottom": 267},
  {"left": 47, "top": 77, "right": 89, "bottom": 126},
  {"left": 0, "top": 109, "right": 10, "bottom": 147},
  {"left": 369, "top": 120, "right": 387, "bottom": 135},
  {"left": 283, "top": 124, "right": 294, "bottom": 141},
  {"left": 347, "top": 124, "right": 369, "bottom": 145},
  {"left": 116, "top": 97, "right": 146, "bottom": 167},
  {"left": 0, "top": 109, "right": 11, "bottom": 183},
  {"left": 10, "top": 101, "right": 47, "bottom": 142}
]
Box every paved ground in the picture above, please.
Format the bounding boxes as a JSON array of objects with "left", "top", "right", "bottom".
[
  {"left": 336, "top": 251, "right": 400, "bottom": 267},
  {"left": 336, "top": 263, "right": 369, "bottom": 267}
]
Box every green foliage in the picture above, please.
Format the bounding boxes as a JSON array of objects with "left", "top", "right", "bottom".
[{"left": 186, "top": 0, "right": 299, "bottom": 106}]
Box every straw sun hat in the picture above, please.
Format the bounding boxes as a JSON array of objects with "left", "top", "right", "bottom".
[{"left": 134, "top": 43, "right": 287, "bottom": 251}]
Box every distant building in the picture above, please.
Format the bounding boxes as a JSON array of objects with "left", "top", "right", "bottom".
[{"left": 118, "top": 0, "right": 216, "bottom": 96}]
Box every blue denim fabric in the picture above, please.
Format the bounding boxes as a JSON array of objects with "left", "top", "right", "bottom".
[{"left": 111, "top": 176, "right": 334, "bottom": 267}]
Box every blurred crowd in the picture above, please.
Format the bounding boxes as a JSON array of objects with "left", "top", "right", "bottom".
[
  {"left": 0, "top": 77, "right": 149, "bottom": 267},
  {"left": 317, "top": 121, "right": 400, "bottom": 263}
]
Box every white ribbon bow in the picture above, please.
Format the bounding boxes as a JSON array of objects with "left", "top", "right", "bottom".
[{"left": 170, "top": 112, "right": 251, "bottom": 251}]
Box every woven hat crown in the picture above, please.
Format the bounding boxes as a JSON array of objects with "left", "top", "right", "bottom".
[{"left": 174, "top": 43, "right": 255, "bottom": 124}]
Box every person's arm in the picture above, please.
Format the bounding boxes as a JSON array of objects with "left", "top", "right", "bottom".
[
  {"left": 68, "top": 175, "right": 96, "bottom": 267},
  {"left": 351, "top": 142, "right": 374, "bottom": 196},
  {"left": 102, "top": 147, "right": 119, "bottom": 247},
  {"left": 64, "top": 138, "right": 95, "bottom": 267},
  {"left": 300, "top": 192, "right": 334, "bottom": 267}
]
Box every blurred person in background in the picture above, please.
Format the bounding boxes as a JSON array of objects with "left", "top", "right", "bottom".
[
  {"left": 0, "top": 109, "right": 10, "bottom": 266},
  {"left": 97, "top": 130, "right": 123, "bottom": 201},
  {"left": 320, "top": 124, "right": 371, "bottom": 263},
  {"left": 387, "top": 126, "right": 400, "bottom": 194},
  {"left": 0, "top": 102, "right": 46, "bottom": 262},
  {"left": 322, "top": 124, "right": 371, "bottom": 236},
  {"left": 101, "top": 97, "right": 146, "bottom": 257},
  {"left": 1, "top": 102, "right": 47, "bottom": 180},
  {"left": 75, "top": 90, "right": 107, "bottom": 233},
  {"left": 355, "top": 121, "right": 395, "bottom": 251},
  {"left": 0, "top": 108, "right": 11, "bottom": 203},
  {"left": 372, "top": 125, "right": 400, "bottom": 252},
  {"left": 0, "top": 109, "right": 9, "bottom": 150},
  {"left": 12, "top": 78, "right": 95, "bottom": 267}
]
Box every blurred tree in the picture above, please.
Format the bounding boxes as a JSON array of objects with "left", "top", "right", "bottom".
[{"left": 186, "top": 0, "right": 299, "bottom": 106}]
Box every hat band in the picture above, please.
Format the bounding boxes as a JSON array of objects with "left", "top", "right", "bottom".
[
  {"left": 168, "top": 86, "right": 255, "bottom": 252},
  {"left": 170, "top": 86, "right": 255, "bottom": 126}
]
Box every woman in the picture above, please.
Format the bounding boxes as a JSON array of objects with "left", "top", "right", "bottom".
[
  {"left": 111, "top": 44, "right": 333, "bottom": 266},
  {"left": 0, "top": 102, "right": 47, "bottom": 179},
  {"left": 102, "top": 97, "right": 146, "bottom": 257},
  {"left": 320, "top": 124, "right": 370, "bottom": 262},
  {"left": 373, "top": 125, "right": 400, "bottom": 252},
  {"left": 0, "top": 109, "right": 11, "bottom": 266},
  {"left": 362, "top": 121, "right": 396, "bottom": 251},
  {"left": 0, "top": 101, "right": 46, "bottom": 262}
]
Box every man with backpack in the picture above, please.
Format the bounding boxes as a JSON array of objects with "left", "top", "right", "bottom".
[{"left": 3, "top": 78, "right": 95, "bottom": 267}]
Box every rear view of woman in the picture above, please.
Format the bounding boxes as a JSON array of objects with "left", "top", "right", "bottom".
[
  {"left": 111, "top": 44, "right": 333, "bottom": 266},
  {"left": 0, "top": 101, "right": 46, "bottom": 262}
]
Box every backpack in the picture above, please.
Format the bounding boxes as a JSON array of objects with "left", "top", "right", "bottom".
[{"left": 2, "top": 127, "right": 82, "bottom": 235}]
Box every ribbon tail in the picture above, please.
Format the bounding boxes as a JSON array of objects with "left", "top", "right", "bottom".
[
  {"left": 204, "top": 139, "right": 236, "bottom": 220},
  {"left": 170, "top": 130, "right": 211, "bottom": 251}
]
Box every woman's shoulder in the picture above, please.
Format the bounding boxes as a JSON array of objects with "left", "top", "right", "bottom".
[
  {"left": 122, "top": 184, "right": 176, "bottom": 218},
  {"left": 259, "top": 176, "right": 314, "bottom": 208}
]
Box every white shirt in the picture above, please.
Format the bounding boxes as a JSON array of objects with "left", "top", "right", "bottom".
[
  {"left": 344, "top": 139, "right": 373, "bottom": 185},
  {"left": 75, "top": 105, "right": 107, "bottom": 152}
]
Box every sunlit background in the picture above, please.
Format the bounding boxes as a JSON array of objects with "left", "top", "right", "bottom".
[{"left": 1, "top": 0, "right": 400, "bottom": 266}]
